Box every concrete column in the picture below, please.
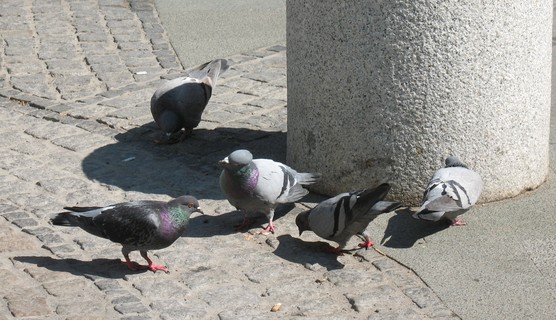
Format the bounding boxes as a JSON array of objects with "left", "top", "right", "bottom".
[{"left": 286, "top": 1, "right": 552, "bottom": 204}]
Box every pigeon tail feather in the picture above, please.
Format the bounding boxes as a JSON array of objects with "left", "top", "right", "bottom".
[
  {"left": 188, "top": 59, "right": 229, "bottom": 87},
  {"left": 371, "top": 201, "right": 402, "bottom": 214},
  {"left": 51, "top": 212, "right": 80, "bottom": 226},
  {"left": 296, "top": 172, "right": 322, "bottom": 185},
  {"left": 63, "top": 206, "right": 103, "bottom": 212},
  {"left": 282, "top": 183, "right": 309, "bottom": 203}
]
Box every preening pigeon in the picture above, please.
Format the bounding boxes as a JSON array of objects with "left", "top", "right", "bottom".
[
  {"left": 412, "top": 156, "right": 483, "bottom": 226},
  {"left": 150, "top": 59, "right": 229, "bottom": 143},
  {"left": 219, "top": 149, "right": 321, "bottom": 234},
  {"left": 51, "top": 196, "right": 203, "bottom": 273},
  {"left": 296, "top": 183, "right": 401, "bottom": 254}
]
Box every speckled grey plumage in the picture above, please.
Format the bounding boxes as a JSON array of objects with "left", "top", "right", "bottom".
[
  {"left": 51, "top": 195, "right": 203, "bottom": 272},
  {"left": 413, "top": 156, "right": 483, "bottom": 225},
  {"left": 219, "top": 149, "right": 321, "bottom": 234},
  {"left": 296, "top": 183, "right": 401, "bottom": 252},
  {"left": 151, "top": 59, "right": 229, "bottom": 141}
]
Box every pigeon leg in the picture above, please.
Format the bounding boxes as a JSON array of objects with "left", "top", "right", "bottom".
[
  {"left": 357, "top": 232, "right": 374, "bottom": 249},
  {"left": 121, "top": 249, "right": 148, "bottom": 271},
  {"left": 255, "top": 210, "right": 275, "bottom": 235},
  {"left": 140, "top": 251, "right": 169, "bottom": 273},
  {"left": 256, "top": 221, "right": 276, "bottom": 235}
]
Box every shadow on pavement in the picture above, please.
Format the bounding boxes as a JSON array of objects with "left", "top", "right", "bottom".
[
  {"left": 81, "top": 122, "right": 286, "bottom": 200},
  {"left": 13, "top": 256, "right": 150, "bottom": 279},
  {"left": 379, "top": 208, "right": 449, "bottom": 248},
  {"left": 185, "top": 203, "right": 296, "bottom": 237},
  {"left": 273, "top": 234, "right": 344, "bottom": 271}
]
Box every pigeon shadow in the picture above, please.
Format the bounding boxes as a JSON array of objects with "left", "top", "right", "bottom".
[
  {"left": 13, "top": 255, "right": 150, "bottom": 279},
  {"left": 273, "top": 234, "right": 344, "bottom": 271},
  {"left": 185, "top": 203, "right": 296, "bottom": 237},
  {"left": 379, "top": 208, "right": 449, "bottom": 248},
  {"left": 81, "top": 122, "right": 287, "bottom": 199}
]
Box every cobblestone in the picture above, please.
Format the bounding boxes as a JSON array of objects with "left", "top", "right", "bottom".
[{"left": 0, "top": 1, "right": 458, "bottom": 319}]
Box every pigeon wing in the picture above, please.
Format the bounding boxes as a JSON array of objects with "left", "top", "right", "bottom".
[
  {"left": 330, "top": 184, "right": 392, "bottom": 245},
  {"left": 422, "top": 167, "right": 483, "bottom": 212},
  {"left": 92, "top": 201, "right": 164, "bottom": 247},
  {"left": 253, "top": 159, "right": 308, "bottom": 204}
]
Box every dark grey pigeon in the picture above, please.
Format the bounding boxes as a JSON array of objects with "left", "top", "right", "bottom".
[
  {"left": 51, "top": 195, "right": 203, "bottom": 273},
  {"left": 412, "top": 156, "right": 483, "bottom": 226},
  {"left": 296, "top": 183, "right": 401, "bottom": 255},
  {"left": 219, "top": 149, "right": 321, "bottom": 235},
  {"left": 150, "top": 59, "right": 229, "bottom": 143}
]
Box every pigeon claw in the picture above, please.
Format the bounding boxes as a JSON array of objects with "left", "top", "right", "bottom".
[
  {"left": 154, "top": 129, "right": 192, "bottom": 144},
  {"left": 450, "top": 220, "right": 467, "bottom": 227},
  {"left": 255, "top": 223, "right": 276, "bottom": 235},
  {"left": 148, "top": 262, "right": 169, "bottom": 273},
  {"left": 358, "top": 239, "right": 375, "bottom": 249}
]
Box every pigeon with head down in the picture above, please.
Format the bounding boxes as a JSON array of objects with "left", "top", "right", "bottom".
[
  {"left": 296, "top": 183, "right": 401, "bottom": 254},
  {"left": 412, "top": 156, "right": 483, "bottom": 226},
  {"left": 150, "top": 59, "right": 229, "bottom": 143},
  {"left": 51, "top": 195, "right": 203, "bottom": 273},
  {"left": 219, "top": 149, "right": 321, "bottom": 235}
]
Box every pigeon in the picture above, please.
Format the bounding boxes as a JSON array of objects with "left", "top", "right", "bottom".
[
  {"left": 296, "top": 183, "right": 401, "bottom": 254},
  {"left": 51, "top": 195, "right": 203, "bottom": 273},
  {"left": 412, "top": 156, "right": 483, "bottom": 226},
  {"left": 150, "top": 59, "right": 229, "bottom": 143},
  {"left": 219, "top": 149, "right": 321, "bottom": 234}
]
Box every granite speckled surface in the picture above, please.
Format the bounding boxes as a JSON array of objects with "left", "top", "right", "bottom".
[{"left": 286, "top": 0, "right": 552, "bottom": 204}]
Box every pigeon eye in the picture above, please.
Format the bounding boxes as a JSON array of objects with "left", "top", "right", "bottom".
[{"left": 188, "top": 203, "right": 193, "bottom": 208}]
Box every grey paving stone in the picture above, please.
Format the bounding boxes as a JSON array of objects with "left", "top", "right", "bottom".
[
  {"left": 1, "top": 211, "right": 29, "bottom": 221},
  {"left": 113, "top": 302, "right": 150, "bottom": 315},
  {"left": 150, "top": 299, "right": 210, "bottom": 320},
  {"left": 198, "top": 284, "right": 261, "bottom": 309},
  {"left": 373, "top": 258, "right": 402, "bottom": 271},
  {"left": 6, "top": 296, "right": 51, "bottom": 317},
  {"left": 326, "top": 268, "right": 384, "bottom": 287},
  {"left": 50, "top": 132, "right": 114, "bottom": 152},
  {"left": 36, "top": 233, "right": 65, "bottom": 245},
  {"left": 11, "top": 218, "right": 39, "bottom": 228},
  {"left": 403, "top": 287, "right": 442, "bottom": 309},
  {"left": 22, "top": 226, "right": 53, "bottom": 236}
]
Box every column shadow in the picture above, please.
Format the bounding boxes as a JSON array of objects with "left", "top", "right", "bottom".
[{"left": 80, "top": 122, "right": 287, "bottom": 200}]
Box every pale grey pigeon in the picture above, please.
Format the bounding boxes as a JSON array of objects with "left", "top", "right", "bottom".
[
  {"left": 296, "top": 183, "right": 401, "bottom": 254},
  {"left": 219, "top": 149, "right": 321, "bottom": 234},
  {"left": 150, "top": 59, "right": 229, "bottom": 143},
  {"left": 51, "top": 196, "right": 203, "bottom": 273},
  {"left": 412, "top": 156, "right": 483, "bottom": 226}
]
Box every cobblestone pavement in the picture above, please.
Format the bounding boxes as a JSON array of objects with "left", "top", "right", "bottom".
[{"left": 0, "top": 1, "right": 460, "bottom": 319}]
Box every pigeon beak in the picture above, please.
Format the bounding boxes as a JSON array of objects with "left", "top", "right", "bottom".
[
  {"left": 196, "top": 207, "right": 204, "bottom": 214},
  {"left": 217, "top": 156, "right": 229, "bottom": 168}
]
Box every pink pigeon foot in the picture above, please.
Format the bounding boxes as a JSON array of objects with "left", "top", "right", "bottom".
[
  {"left": 255, "top": 222, "right": 276, "bottom": 235},
  {"left": 141, "top": 253, "right": 169, "bottom": 273},
  {"left": 358, "top": 239, "right": 375, "bottom": 249},
  {"left": 450, "top": 220, "right": 467, "bottom": 226},
  {"left": 146, "top": 261, "right": 169, "bottom": 273}
]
